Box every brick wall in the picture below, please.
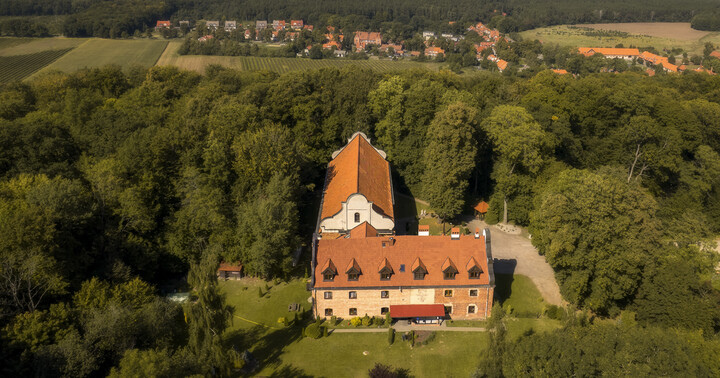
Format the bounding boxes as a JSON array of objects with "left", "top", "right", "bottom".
[{"left": 313, "top": 286, "right": 493, "bottom": 320}]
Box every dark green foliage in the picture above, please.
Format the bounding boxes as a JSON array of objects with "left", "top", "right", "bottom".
[
  {"left": 304, "top": 323, "right": 322, "bottom": 339},
  {"left": 474, "top": 324, "right": 720, "bottom": 377},
  {"left": 387, "top": 327, "right": 394, "bottom": 345},
  {"left": 530, "top": 169, "right": 662, "bottom": 314},
  {"left": 543, "top": 305, "right": 565, "bottom": 321}
]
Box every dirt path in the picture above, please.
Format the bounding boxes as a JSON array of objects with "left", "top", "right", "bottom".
[{"left": 467, "top": 218, "right": 564, "bottom": 306}]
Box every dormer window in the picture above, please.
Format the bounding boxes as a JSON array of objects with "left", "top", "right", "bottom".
[
  {"left": 321, "top": 258, "right": 337, "bottom": 282},
  {"left": 346, "top": 258, "right": 361, "bottom": 282},
  {"left": 354, "top": 212, "right": 360, "bottom": 223},
  {"left": 466, "top": 257, "right": 483, "bottom": 280},
  {"left": 411, "top": 257, "right": 427, "bottom": 280},
  {"left": 378, "top": 258, "right": 393, "bottom": 281},
  {"left": 441, "top": 257, "right": 458, "bottom": 280}
]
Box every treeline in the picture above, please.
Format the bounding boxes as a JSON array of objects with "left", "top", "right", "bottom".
[
  {"left": 0, "top": 64, "right": 719, "bottom": 374},
  {"left": 3, "top": 0, "right": 720, "bottom": 37},
  {"left": 692, "top": 9, "right": 720, "bottom": 31},
  {"left": 0, "top": 18, "right": 49, "bottom": 37}
]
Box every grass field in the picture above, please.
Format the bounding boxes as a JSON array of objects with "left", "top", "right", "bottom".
[
  {"left": 0, "top": 48, "right": 72, "bottom": 83},
  {"left": 495, "top": 274, "right": 546, "bottom": 318},
  {"left": 520, "top": 23, "right": 720, "bottom": 55},
  {"left": 219, "top": 273, "right": 560, "bottom": 377},
  {"left": 31, "top": 39, "right": 168, "bottom": 78},
  {"left": 157, "top": 41, "right": 440, "bottom": 74}
]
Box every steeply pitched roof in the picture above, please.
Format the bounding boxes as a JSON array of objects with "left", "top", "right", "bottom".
[
  {"left": 349, "top": 222, "right": 378, "bottom": 238},
  {"left": 314, "top": 234, "right": 491, "bottom": 288},
  {"left": 320, "top": 133, "right": 393, "bottom": 220}
]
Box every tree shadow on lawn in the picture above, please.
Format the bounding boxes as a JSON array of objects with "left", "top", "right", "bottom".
[
  {"left": 493, "top": 270, "right": 516, "bottom": 306},
  {"left": 225, "top": 318, "right": 307, "bottom": 374}
]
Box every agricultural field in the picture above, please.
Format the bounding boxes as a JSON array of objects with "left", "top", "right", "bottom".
[
  {"left": 157, "top": 41, "right": 440, "bottom": 74},
  {"left": 520, "top": 23, "right": 720, "bottom": 55},
  {"left": 0, "top": 37, "right": 85, "bottom": 56},
  {"left": 0, "top": 48, "right": 73, "bottom": 83},
  {"left": 30, "top": 38, "right": 168, "bottom": 78}
]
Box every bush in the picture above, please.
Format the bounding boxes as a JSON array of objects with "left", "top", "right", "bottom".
[
  {"left": 305, "top": 323, "right": 322, "bottom": 339},
  {"left": 388, "top": 328, "right": 395, "bottom": 345},
  {"left": 385, "top": 312, "right": 392, "bottom": 326},
  {"left": 330, "top": 315, "right": 337, "bottom": 325},
  {"left": 323, "top": 325, "right": 328, "bottom": 337},
  {"left": 374, "top": 316, "right": 385, "bottom": 327},
  {"left": 350, "top": 317, "right": 362, "bottom": 327},
  {"left": 277, "top": 316, "right": 288, "bottom": 326},
  {"left": 257, "top": 287, "right": 263, "bottom": 297},
  {"left": 544, "top": 304, "right": 565, "bottom": 320},
  {"left": 361, "top": 314, "right": 372, "bottom": 326}
]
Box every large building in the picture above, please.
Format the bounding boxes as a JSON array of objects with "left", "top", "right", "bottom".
[
  {"left": 311, "top": 132, "right": 495, "bottom": 323},
  {"left": 316, "top": 132, "right": 395, "bottom": 236}
]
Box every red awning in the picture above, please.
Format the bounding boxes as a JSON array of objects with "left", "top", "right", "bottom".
[{"left": 390, "top": 304, "right": 445, "bottom": 318}]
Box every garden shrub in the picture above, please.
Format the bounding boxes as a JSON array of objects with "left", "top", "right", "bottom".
[
  {"left": 350, "top": 317, "right": 362, "bottom": 327},
  {"left": 388, "top": 328, "right": 395, "bottom": 345}
]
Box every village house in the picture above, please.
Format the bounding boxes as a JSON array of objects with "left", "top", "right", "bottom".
[
  {"left": 323, "top": 41, "right": 342, "bottom": 50},
  {"left": 156, "top": 20, "right": 171, "bottom": 29},
  {"left": 334, "top": 49, "right": 347, "bottom": 58},
  {"left": 578, "top": 47, "right": 639, "bottom": 60},
  {"left": 311, "top": 132, "right": 495, "bottom": 323},
  {"left": 638, "top": 51, "right": 680, "bottom": 72},
  {"left": 425, "top": 46, "right": 445, "bottom": 58},
  {"left": 354, "top": 31, "right": 382, "bottom": 50},
  {"left": 224, "top": 21, "right": 237, "bottom": 31},
  {"left": 179, "top": 20, "right": 190, "bottom": 27},
  {"left": 198, "top": 35, "right": 214, "bottom": 42},
  {"left": 303, "top": 24, "right": 314, "bottom": 31},
  {"left": 244, "top": 29, "right": 252, "bottom": 39},
  {"left": 497, "top": 59, "right": 508, "bottom": 72},
  {"left": 256, "top": 20, "right": 268, "bottom": 30},
  {"left": 422, "top": 31, "right": 436, "bottom": 40},
  {"left": 206, "top": 21, "right": 220, "bottom": 30},
  {"left": 379, "top": 44, "right": 404, "bottom": 56},
  {"left": 273, "top": 20, "right": 286, "bottom": 30},
  {"left": 291, "top": 20, "right": 304, "bottom": 29}
]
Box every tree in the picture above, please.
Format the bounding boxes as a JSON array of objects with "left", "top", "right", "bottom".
[
  {"left": 529, "top": 168, "right": 662, "bottom": 314},
  {"left": 422, "top": 102, "right": 478, "bottom": 222},
  {"left": 483, "top": 105, "right": 554, "bottom": 224},
  {"left": 185, "top": 253, "right": 232, "bottom": 375}
]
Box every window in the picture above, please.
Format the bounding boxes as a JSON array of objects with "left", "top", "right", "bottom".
[
  {"left": 468, "top": 305, "right": 476, "bottom": 314},
  {"left": 324, "top": 291, "right": 332, "bottom": 299},
  {"left": 414, "top": 272, "right": 425, "bottom": 280},
  {"left": 469, "top": 289, "right": 478, "bottom": 297},
  {"left": 325, "top": 308, "right": 333, "bottom": 316},
  {"left": 380, "top": 272, "right": 392, "bottom": 280},
  {"left": 349, "top": 291, "right": 357, "bottom": 299},
  {"left": 381, "top": 290, "right": 389, "bottom": 298},
  {"left": 444, "top": 271, "right": 456, "bottom": 280},
  {"left": 381, "top": 307, "right": 389, "bottom": 315},
  {"left": 469, "top": 270, "right": 481, "bottom": 279},
  {"left": 445, "top": 305, "right": 452, "bottom": 315},
  {"left": 354, "top": 212, "right": 360, "bottom": 223},
  {"left": 348, "top": 273, "right": 359, "bottom": 281},
  {"left": 349, "top": 308, "right": 357, "bottom": 316},
  {"left": 323, "top": 273, "right": 334, "bottom": 281},
  {"left": 444, "top": 289, "right": 453, "bottom": 297}
]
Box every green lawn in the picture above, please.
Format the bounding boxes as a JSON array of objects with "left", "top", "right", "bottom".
[
  {"left": 393, "top": 193, "right": 429, "bottom": 219},
  {"left": 30, "top": 38, "right": 168, "bottom": 77},
  {"left": 494, "top": 274, "right": 546, "bottom": 318},
  {"left": 220, "top": 275, "right": 557, "bottom": 376}
]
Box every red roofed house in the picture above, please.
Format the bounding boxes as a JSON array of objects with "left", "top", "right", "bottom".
[
  {"left": 291, "top": 20, "right": 304, "bottom": 29},
  {"left": 323, "top": 41, "right": 342, "bottom": 50},
  {"left": 496, "top": 59, "right": 508, "bottom": 72},
  {"left": 551, "top": 69, "right": 568, "bottom": 75},
  {"left": 311, "top": 132, "right": 495, "bottom": 323},
  {"left": 578, "top": 47, "right": 640, "bottom": 60},
  {"left": 710, "top": 51, "right": 720, "bottom": 59},
  {"left": 217, "top": 262, "right": 243, "bottom": 280},
  {"left": 354, "top": 32, "right": 382, "bottom": 50},
  {"left": 156, "top": 20, "right": 171, "bottom": 29},
  {"left": 425, "top": 46, "right": 444, "bottom": 58},
  {"left": 317, "top": 132, "right": 395, "bottom": 236}
]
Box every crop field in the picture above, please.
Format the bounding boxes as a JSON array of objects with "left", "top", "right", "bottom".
[
  {"left": 157, "top": 41, "right": 440, "bottom": 74},
  {"left": 0, "top": 37, "right": 85, "bottom": 57},
  {"left": 521, "top": 23, "right": 720, "bottom": 55},
  {"left": 31, "top": 39, "right": 168, "bottom": 78},
  {"left": 0, "top": 48, "right": 72, "bottom": 83}
]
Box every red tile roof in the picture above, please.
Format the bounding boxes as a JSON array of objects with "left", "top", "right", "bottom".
[
  {"left": 551, "top": 69, "right": 568, "bottom": 75},
  {"left": 497, "top": 59, "right": 508, "bottom": 71},
  {"left": 474, "top": 201, "right": 489, "bottom": 213},
  {"left": 349, "top": 222, "right": 378, "bottom": 238},
  {"left": 418, "top": 225, "right": 430, "bottom": 232},
  {"left": 314, "top": 234, "right": 490, "bottom": 288},
  {"left": 320, "top": 133, "right": 394, "bottom": 221},
  {"left": 218, "top": 263, "right": 243, "bottom": 272},
  {"left": 578, "top": 47, "right": 640, "bottom": 57},
  {"left": 710, "top": 51, "right": 720, "bottom": 59},
  {"left": 390, "top": 304, "right": 445, "bottom": 318}
]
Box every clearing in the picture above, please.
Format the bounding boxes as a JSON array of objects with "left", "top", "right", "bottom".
[
  {"left": 520, "top": 23, "right": 720, "bottom": 55},
  {"left": 157, "top": 41, "right": 440, "bottom": 74},
  {"left": 30, "top": 38, "right": 168, "bottom": 78},
  {"left": 220, "top": 272, "right": 562, "bottom": 377}
]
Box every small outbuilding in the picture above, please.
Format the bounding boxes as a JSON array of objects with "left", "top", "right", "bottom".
[
  {"left": 217, "top": 263, "right": 243, "bottom": 280},
  {"left": 474, "top": 201, "right": 489, "bottom": 219}
]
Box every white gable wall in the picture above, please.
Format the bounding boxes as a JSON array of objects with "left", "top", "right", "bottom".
[{"left": 319, "top": 193, "right": 394, "bottom": 234}]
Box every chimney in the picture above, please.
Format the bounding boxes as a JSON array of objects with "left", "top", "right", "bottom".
[
  {"left": 418, "top": 225, "right": 430, "bottom": 236},
  {"left": 381, "top": 237, "right": 395, "bottom": 247},
  {"left": 474, "top": 228, "right": 480, "bottom": 239},
  {"left": 450, "top": 227, "right": 460, "bottom": 240}
]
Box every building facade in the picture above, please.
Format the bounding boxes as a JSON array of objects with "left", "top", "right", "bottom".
[{"left": 311, "top": 132, "right": 495, "bottom": 323}]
